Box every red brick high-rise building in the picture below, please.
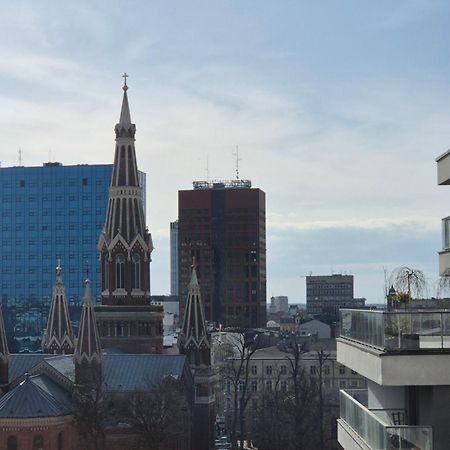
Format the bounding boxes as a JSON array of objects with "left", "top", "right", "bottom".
[{"left": 178, "top": 180, "right": 266, "bottom": 328}]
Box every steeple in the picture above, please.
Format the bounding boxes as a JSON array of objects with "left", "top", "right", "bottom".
[
  {"left": 42, "top": 262, "right": 75, "bottom": 354},
  {"left": 0, "top": 306, "right": 9, "bottom": 393},
  {"left": 98, "top": 75, "right": 154, "bottom": 302},
  {"left": 178, "top": 259, "right": 211, "bottom": 366},
  {"left": 74, "top": 279, "right": 102, "bottom": 385}
]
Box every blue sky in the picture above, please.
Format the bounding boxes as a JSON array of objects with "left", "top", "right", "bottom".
[{"left": 1, "top": 1, "right": 450, "bottom": 302}]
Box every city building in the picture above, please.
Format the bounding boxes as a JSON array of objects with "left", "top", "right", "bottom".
[
  {"left": 222, "top": 342, "right": 366, "bottom": 449},
  {"left": 178, "top": 180, "right": 266, "bottom": 328},
  {"left": 306, "top": 274, "right": 365, "bottom": 323},
  {"left": 170, "top": 220, "right": 179, "bottom": 296},
  {"left": 269, "top": 295, "right": 289, "bottom": 316},
  {"left": 96, "top": 79, "right": 163, "bottom": 354},
  {"left": 0, "top": 162, "right": 146, "bottom": 338},
  {"left": 336, "top": 153, "right": 450, "bottom": 450}
]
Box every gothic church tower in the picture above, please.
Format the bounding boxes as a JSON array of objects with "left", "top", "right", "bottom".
[{"left": 95, "top": 77, "right": 163, "bottom": 354}]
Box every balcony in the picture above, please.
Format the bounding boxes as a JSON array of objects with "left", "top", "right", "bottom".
[
  {"left": 337, "top": 310, "right": 450, "bottom": 385},
  {"left": 338, "top": 389, "right": 432, "bottom": 450}
]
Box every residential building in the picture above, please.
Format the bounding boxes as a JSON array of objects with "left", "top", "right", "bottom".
[
  {"left": 178, "top": 180, "right": 266, "bottom": 328},
  {"left": 222, "top": 342, "right": 366, "bottom": 449},
  {"left": 170, "top": 220, "right": 179, "bottom": 296},
  {"left": 306, "top": 274, "right": 365, "bottom": 323},
  {"left": 96, "top": 80, "right": 163, "bottom": 354},
  {"left": 336, "top": 150, "right": 450, "bottom": 450}
]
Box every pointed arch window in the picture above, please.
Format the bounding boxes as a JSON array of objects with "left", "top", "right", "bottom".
[
  {"left": 132, "top": 254, "right": 141, "bottom": 289},
  {"left": 104, "top": 256, "right": 109, "bottom": 290},
  {"left": 116, "top": 254, "right": 125, "bottom": 289}
]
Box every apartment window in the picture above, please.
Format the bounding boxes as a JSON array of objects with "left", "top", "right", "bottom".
[
  {"left": 443, "top": 217, "right": 450, "bottom": 250},
  {"left": 339, "top": 365, "right": 346, "bottom": 375},
  {"left": 265, "top": 380, "right": 273, "bottom": 392},
  {"left": 251, "top": 380, "right": 258, "bottom": 393},
  {"left": 280, "top": 365, "right": 287, "bottom": 375},
  {"left": 82, "top": 177, "right": 88, "bottom": 186},
  {"left": 266, "top": 365, "right": 272, "bottom": 376},
  {"left": 251, "top": 365, "right": 257, "bottom": 375},
  {"left": 310, "top": 365, "right": 317, "bottom": 375},
  {"left": 324, "top": 365, "right": 330, "bottom": 375},
  {"left": 226, "top": 381, "right": 231, "bottom": 394},
  {"left": 281, "top": 380, "right": 288, "bottom": 392}
]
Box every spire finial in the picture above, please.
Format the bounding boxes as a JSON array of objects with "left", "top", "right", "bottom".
[
  {"left": 56, "top": 259, "right": 62, "bottom": 277},
  {"left": 122, "top": 72, "right": 129, "bottom": 91}
]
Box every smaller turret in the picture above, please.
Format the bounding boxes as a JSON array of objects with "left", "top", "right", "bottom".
[
  {"left": 42, "top": 262, "right": 75, "bottom": 354},
  {"left": 74, "top": 279, "right": 102, "bottom": 386},
  {"left": 178, "top": 258, "right": 211, "bottom": 366}
]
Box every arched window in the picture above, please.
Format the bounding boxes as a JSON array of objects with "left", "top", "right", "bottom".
[
  {"left": 7, "top": 436, "right": 18, "bottom": 450},
  {"left": 116, "top": 254, "right": 125, "bottom": 289},
  {"left": 58, "top": 432, "right": 63, "bottom": 450},
  {"left": 104, "top": 257, "right": 109, "bottom": 290},
  {"left": 33, "top": 435, "right": 44, "bottom": 450},
  {"left": 132, "top": 254, "right": 140, "bottom": 289}
]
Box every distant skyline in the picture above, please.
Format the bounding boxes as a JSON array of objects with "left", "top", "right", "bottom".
[{"left": 1, "top": 1, "right": 450, "bottom": 303}]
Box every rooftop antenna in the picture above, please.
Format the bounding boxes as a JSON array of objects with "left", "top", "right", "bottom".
[
  {"left": 18, "top": 149, "right": 22, "bottom": 166},
  {"left": 206, "top": 153, "right": 210, "bottom": 182},
  {"left": 232, "top": 145, "right": 241, "bottom": 180}
]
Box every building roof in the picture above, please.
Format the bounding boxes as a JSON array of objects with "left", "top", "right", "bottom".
[
  {"left": 0, "top": 373, "right": 75, "bottom": 418},
  {"left": 9, "top": 353, "right": 189, "bottom": 393}
]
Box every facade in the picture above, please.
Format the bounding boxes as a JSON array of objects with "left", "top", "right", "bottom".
[
  {"left": 306, "top": 274, "right": 365, "bottom": 323},
  {"left": 0, "top": 162, "right": 145, "bottom": 338},
  {"left": 178, "top": 180, "right": 266, "bottom": 328},
  {"left": 96, "top": 80, "right": 163, "bottom": 354},
  {"left": 170, "top": 220, "right": 179, "bottom": 296},
  {"left": 336, "top": 152, "right": 450, "bottom": 450},
  {"left": 222, "top": 343, "right": 366, "bottom": 449},
  {"left": 269, "top": 295, "right": 289, "bottom": 315}
]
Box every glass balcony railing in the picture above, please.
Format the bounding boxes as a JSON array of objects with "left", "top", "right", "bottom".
[
  {"left": 340, "top": 389, "right": 433, "bottom": 450},
  {"left": 340, "top": 309, "right": 450, "bottom": 352}
]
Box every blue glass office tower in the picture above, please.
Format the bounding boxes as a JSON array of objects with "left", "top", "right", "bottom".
[{"left": 0, "top": 162, "right": 145, "bottom": 337}]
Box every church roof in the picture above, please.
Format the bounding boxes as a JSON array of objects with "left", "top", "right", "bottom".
[
  {"left": 0, "top": 373, "right": 75, "bottom": 418},
  {"left": 8, "top": 353, "right": 190, "bottom": 393}
]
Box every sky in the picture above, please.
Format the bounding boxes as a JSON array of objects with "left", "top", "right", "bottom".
[{"left": 1, "top": 1, "right": 450, "bottom": 303}]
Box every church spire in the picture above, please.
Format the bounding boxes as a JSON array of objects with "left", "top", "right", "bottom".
[
  {"left": 42, "top": 262, "right": 75, "bottom": 354},
  {"left": 178, "top": 259, "right": 211, "bottom": 366},
  {"left": 0, "top": 305, "right": 9, "bottom": 392},
  {"left": 118, "top": 73, "right": 132, "bottom": 125},
  {"left": 74, "top": 279, "right": 102, "bottom": 385}
]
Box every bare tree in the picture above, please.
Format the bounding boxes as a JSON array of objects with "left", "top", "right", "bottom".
[
  {"left": 223, "top": 331, "right": 260, "bottom": 450},
  {"left": 390, "top": 267, "right": 427, "bottom": 307},
  {"left": 315, "top": 347, "right": 331, "bottom": 450},
  {"left": 127, "top": 376, "right": 191, "bottom": 450},
  {"left": 74, "top": 381, "right": 107, "bottom": 450}
]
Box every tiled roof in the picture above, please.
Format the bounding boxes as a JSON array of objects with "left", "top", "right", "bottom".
[
  {"left": 0, "top": 373, "right": 75, "bottom": 418},
  {"left": 9, "top": 354, "right": 45, "bottom": 383}
]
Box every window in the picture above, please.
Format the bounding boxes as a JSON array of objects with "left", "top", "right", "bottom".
[
  {"left": 339, "top": 380, "right": 346, "bottom": 388},
  {"left": 265, "top": 380, "right": 273, "bottom": 392},
  {"left": 132, "top": 254, "right": 140, "bottom": 289},
  {"left": 116, "top": 254, "right": 125, "bottom": 289},
  {"left": 251, "top": 365, "right": 257, "bottom": 375},
  {"left": 33, "top": 435, "right": 44, "bottom": 450},
  {"left": 280, "top": 365, "right": 287, "bottom": 375},
  {"left": 324, "top": 365, "right": 330, "bottom": 375},
  {"left": 82, "top": 177, "right": 88, "bottom": 186},
  {"left": 7, "top": 436, "right": 18, "bottom": 450},
  {"left": 310, "top": 365, "right": 317, "bottom": 375},
  {"left": 281, "top": 381, "right": 288, "bottom": 392},
  {"left": 339, "top": 365, "right": 346, "bottom": 375},
  {"left": 251, "top": 380, "right": 258, "bottom": 392},
  {"left": 266, "top": 365, "right": 272, "bottom": 376},
  {"left": 104, "top": 258, "right": 109, "bottom": 289},
  {"left": 443, "top": 217, "right": 450, "bottom": 250}
]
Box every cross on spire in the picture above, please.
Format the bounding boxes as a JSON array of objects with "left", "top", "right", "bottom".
[{"left": 122, "top": 72, "right": 129, "bottom": 91}]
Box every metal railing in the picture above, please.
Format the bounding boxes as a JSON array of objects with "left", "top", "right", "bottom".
[
  {"left": 340, "top": 389, "right": 433, "bottom": 450},
  {"left": 340, "top": 309, "right": 450, "bottom": 352}
]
